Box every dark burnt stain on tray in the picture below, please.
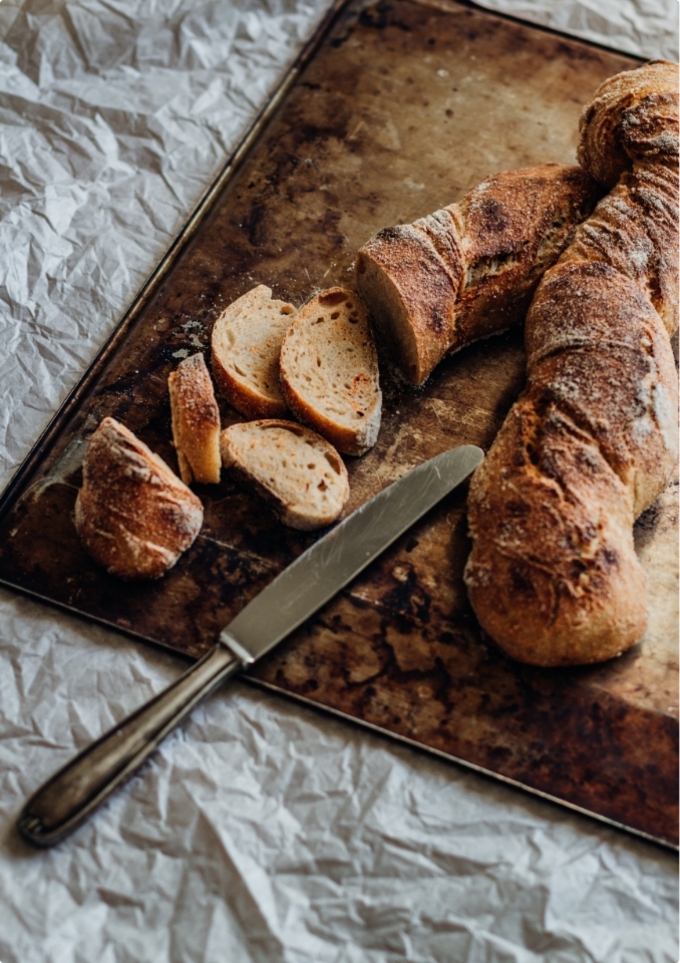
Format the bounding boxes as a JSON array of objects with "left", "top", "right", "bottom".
[{"left": 0, "top": 0, "right": 676, "bottom": 847}]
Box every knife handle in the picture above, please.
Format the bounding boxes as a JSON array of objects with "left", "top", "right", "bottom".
[{"left": 18, "top": 643, "right": 240, "bottom": 847}]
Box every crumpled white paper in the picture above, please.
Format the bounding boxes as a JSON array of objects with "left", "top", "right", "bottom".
[
  {"left": 1, "top": 593, "right": 677, "bottom": 963},
  {"left": 0, "top": 2, "right": 677, "bottom": 962},
  {"left": 0, "top": 0, "right": 331, "bottom": 493},
  {"left": 474, "top": 0, "right": 678, "bottom": 62}
]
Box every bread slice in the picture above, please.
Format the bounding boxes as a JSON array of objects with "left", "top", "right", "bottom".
[
  {"left": 279, "top": 287, "right": 381, "bottom": 456},
  {"left": 168, "top": 352, "right": 221, "bottom": 485},
  {"left": 220, "top": 420, "right": 349, "bottom": 530},
  {"left": 211, "top": 284, "right": 296, "bottom": 418},
  {"left": 75, "top": 417, "right": 204, "bottom": 579}
]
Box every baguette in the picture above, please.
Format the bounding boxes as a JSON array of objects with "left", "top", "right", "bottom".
[
  {"left": 279, "top": 287, "right": 382, "bottom": 456},
  {"left": 220, "top": 420, "right": 349, "bottom": 530},
  {"left": 168, "top": 352, "right": 221, "bottom": 485},
  {"left": 464, "top": 61, "right": 679, "bottom": 666},
  {"left": 355, "top": 164, "right": 601, "bottom": 384},
  {"left": 211, "top": 284, "right": 296, "bottom": 418},
  {"left": 75, "top": 417, "right": 204, "bottom": 579}
]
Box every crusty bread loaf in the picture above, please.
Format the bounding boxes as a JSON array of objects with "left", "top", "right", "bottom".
[
  {"left": 75, "top": 417, "right": 204, "bottom": 579},
  {"left": 464, "top": 61, "right": 679, "bottom": 667},
  {"left": 220, "top": 420, "right": 349, "bottom": 530},
  {"left": 211, "top": 284, "right": 296, "bottom": 418},
  {"left": 574, "top": 61, "right": 679, "bottom": 337},
  {"left": 279, "top": 287, "right": 382, "bottom": 456},
  {"left": 168, "top": 352, "right": 221, "bottom": 485},
  {"left": 355, "top": 164, "right": 601, "bottom": 385}
]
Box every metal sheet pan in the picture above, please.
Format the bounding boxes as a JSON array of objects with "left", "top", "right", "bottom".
[{"left": 0, "top": 0, "right": 676, "bottom": 848}]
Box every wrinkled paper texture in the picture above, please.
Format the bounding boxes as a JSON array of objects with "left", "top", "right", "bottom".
[
  {"left": 475, "top": 0, "right": 678, "bottom": 61},
  {"left": 0, "top": 1, "right": 677, "bottom": 961}
]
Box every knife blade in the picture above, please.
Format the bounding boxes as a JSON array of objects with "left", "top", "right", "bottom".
[{"left": 19, "top": 444, "right": 483, "bottom": 846}]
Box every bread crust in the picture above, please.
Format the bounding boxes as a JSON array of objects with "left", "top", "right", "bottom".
[
  {"left": 355, "top": 164, "right": 601, "bottom": 384},
  {"left": 75, "top": 417, "right": 204, "bottom": 580},
  {"left": 279, "top": 287, "right": 382, "bottom": 456},
  {"left": 577, "top": 59, "right": 679, "bottom": 189},
  {"left": 220, "top": 419, "right": 349, "bottom": 530},
  {"left": 168, "top": 352, "right": 221, "bottom": 485},
  {"left": 464, "top": 397, "right": 648, "bottom": 665},
  {"left": 211, "top": 284, "right": 296, "bottom": 418},
  {"left": 465, "top": 61, "right": 679, "bottom": 666}
]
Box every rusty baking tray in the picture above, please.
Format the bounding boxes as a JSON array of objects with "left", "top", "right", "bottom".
[{"left": 0, "top": 0, "right": 677, "bottom": 849}]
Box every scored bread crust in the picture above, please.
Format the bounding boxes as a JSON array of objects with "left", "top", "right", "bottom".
[
  {"left": 220, "top": 419, "right": 349, "bottom": 530},
  {"left": 355, "top": 164, "right": 601, "bottom": 385},
  {"left": 464, "top": 60, "right": 679, "bottom": 667},
  {"left": 168, "top": 352, "right": 221, "bottom": 485},
  {"left": 75, "top": 417, "right": 204, "bottom": 579},
  {"left": 279, "top": 287, "right": 382, "bottom": 456},
  {"left": 211, "top": 284, "right": 297, "bottom": 418}
]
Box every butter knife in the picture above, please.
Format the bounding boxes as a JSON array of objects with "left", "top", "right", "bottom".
[{"left": 19, "top": 444, "right": 483, "bottom": 846}]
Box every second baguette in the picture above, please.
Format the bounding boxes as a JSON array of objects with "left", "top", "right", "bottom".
[{"left": 464, "top": 61, "right": 679, "bottom": 666}]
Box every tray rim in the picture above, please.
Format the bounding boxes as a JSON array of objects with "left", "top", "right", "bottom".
[
  {"left": 0, "top": 571, "right": 675, "bottom": 852},
  {"left": 0, "top": 0, "right": 672, "bottom": 851},
  {"left": 245, "top": 676, "right": 679, "bottom": 853}
]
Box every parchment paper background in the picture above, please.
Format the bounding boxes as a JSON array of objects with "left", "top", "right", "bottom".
[
  {"left": 475, "top": 0, "right": 678, "bottom": 61},
  {"left": 0, "top": 1, "right": 677, "bottom": 961}
]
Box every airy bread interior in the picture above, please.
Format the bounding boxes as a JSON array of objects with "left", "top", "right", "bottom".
[
  {"left": 220, "top": 419, "right": 349, "bottom": 530},
  {"left": 279, "top": 288, "right": 382, "bottom": 456},
  {"left": 211, "top": 284, "right": 296, "bottom": 418}
]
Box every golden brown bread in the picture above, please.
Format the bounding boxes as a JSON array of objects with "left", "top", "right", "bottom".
[
  {"left": 75, "top": 417, "right": 204, "bottom": 579},
  {"left": 464, "top": 61, "right": 679, "bottom": 666},
  {"left": 355, "top": 164, "right": 601, "bottom": 384},
  {"left": 168, "top": 353, "right": 221, "bottom": 485},
  {"left": 574, "top": 60, "right": 679, "bottom": 336},
  {"left": 577, "top": 59, "right": 680, "bottom": 193}
]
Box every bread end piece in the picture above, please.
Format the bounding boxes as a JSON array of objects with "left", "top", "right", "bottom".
[
  {"left": 356, "top": 164, "right": 601, "bottom": 385},
  {"left": 355, "top": 224, "right": 458, "bottom": 385},
  {"left": 169, "top": 353, "right": 221, "bottom": 485},
  {"left": 211, "top": 284, "right": 296, "bottom": 418},
  {"left": 75, "top": 417, "right": 204, "bottom": 579},
  {"left": 220, "top": 419, "right": 349, "bottom": 530}
]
